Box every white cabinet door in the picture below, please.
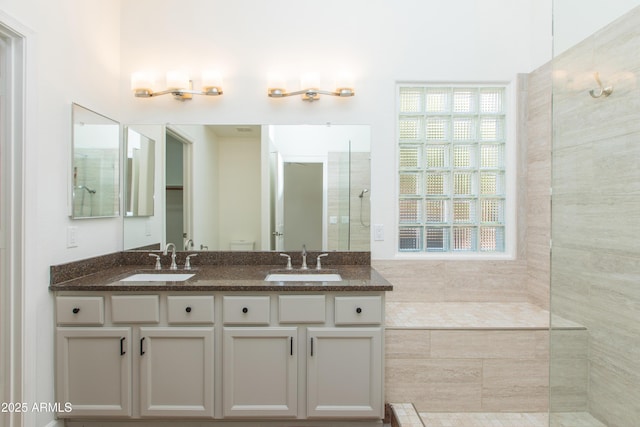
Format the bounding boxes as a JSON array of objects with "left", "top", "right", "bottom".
[
  {"left": 306, "top": 327, "right": 383, "bottom": 418},
  {"left": 56, "top": 327, "right": 131, "bottom": 417},
  {"left": 223, "top": 327, "right": 297, "bottom": 417},
  {"left": 139, "top": 327, "right": 214, "bottom": 417}
]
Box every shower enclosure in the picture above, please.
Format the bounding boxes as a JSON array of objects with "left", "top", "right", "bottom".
[{"left": 550, "top": 2, "right": 640, "bottom": 426}]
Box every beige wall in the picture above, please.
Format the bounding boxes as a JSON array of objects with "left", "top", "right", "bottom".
[
  {"left": 217, "top": 136, "right": 262, "bottom": 250},
  {"left": 386, "top": 329, "right": 549, "bottom": 412},
  {"left": 375, "top": 259, "right": 530, "bottom": 303},
  {"left": 550, "top": 6, "right": 640, "bottom": 426}
]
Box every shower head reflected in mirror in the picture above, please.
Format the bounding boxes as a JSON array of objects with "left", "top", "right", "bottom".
[
  {"left": 358, "top": 189, "right": 370, "bottom": 227},
  {"left": 76, "top": 185, "right": 96, "bottom": 194}
]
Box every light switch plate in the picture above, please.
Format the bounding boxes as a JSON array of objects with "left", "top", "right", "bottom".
[
  {"left": 67, "top": 226, "right": 78, "bottom": 248},
  {"left": 373, "top": 224, "right": 384, "bottom": 241}
]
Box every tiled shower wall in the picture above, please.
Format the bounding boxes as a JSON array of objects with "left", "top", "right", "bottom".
[
  {"left": 73, "top": 148, "right": 120, "bottom": 218},
  {"left": 349, "top": 151, "right": 371, "bottom": 251},
  {"left": 377, "top": 72, "right": 553, "bottom": 413},
  {"left": 374, "top": 259, "right": 529, "bottom": 303},
  {"left": 551, "top": 6, "right": 640, "bottom": 426},
  {"left": 524, "top": 63, "right": 552, "bottom": 310},
  {"left": 327, "top": 151, "right": 371, "bottom": 251},
  {"left": 374, "top": 70, "right": 552, "bottom": 306}
]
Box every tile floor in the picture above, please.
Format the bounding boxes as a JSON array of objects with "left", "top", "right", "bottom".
[
  {"left": 550, "top": 412, "right": 608, "bottom": 427},
  {"left": 392, "top": 403, "right": 608, "bottom": 427},
  {"left": 417, "top": 412, "right": 608, "bottom": 427},
  {"left": 420, "top": 412, "right": 548, "bottom": 427}
]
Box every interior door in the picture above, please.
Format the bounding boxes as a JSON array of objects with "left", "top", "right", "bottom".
[
  {"left": 165, "top": 128, "right": 193, "bottom": 248},
  {"left": 282, "top": 162, "right": 323, "bottom": 250},
  {"left": 273, "top": 151, "right": 284, "bottom": 251}
]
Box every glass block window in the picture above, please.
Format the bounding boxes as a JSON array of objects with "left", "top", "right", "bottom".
[{"left": 398, "top": 85, "right": 507, "bottom": 253}]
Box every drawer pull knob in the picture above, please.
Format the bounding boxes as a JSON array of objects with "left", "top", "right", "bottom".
[
  {"left": 356, "top": 307, "right": 363, "bottom": 314},
  {"left": 72, "top": 307, "right": 80, "bottom": 314},
  {"left": 242, "top": 307, "right": 249, "bottom": 314},
  {"left": 185, "top": 306, "right": 192, "bottom": 313}
]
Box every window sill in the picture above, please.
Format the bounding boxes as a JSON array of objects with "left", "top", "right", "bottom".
[{"left": 393, "top": 251, "right": 516, "bottom": 261}]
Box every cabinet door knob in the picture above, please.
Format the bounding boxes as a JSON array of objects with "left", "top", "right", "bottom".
[
  {"left": 120, "top": 337, "right": 126, "bottom": 356},
  {"left": 72, "top": 307, "right": 80, "bottom": 314},
  {"left": 185, "top": 306, "right": 192, "bottom": 313},
  {"left": 242, "top": 307, "right": 249, "bottom": 314},
  {"left": 140, "top": 337, "right": 146, "bottom": 356},
  {"left": 356, "top": 307, "right": 363, "bottom": 314}
]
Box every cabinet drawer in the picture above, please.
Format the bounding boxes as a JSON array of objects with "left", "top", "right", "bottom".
[
  {"left": 334, "top": 296, "right": 382, "bottom": 325},
  {"left": 111, "top": 295, "right": 159, "bottom": 323},
  {"left": 167, "top": 296, "right": 215, "bottom": 324},
  {"left": 56, "top": 297, "right": 104, "bottom": 325},
  {"left": 279, "top": 295, "right": 325, "bottom": 323},
  {"left": 223, "top": 296, "right": 270, "bottom": 325}
]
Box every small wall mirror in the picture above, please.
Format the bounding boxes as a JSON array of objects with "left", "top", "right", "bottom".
[
  {"left": 71, "top": 103, "right": 120, "bottom": 218},
  {"left": 125, "top": 127, "right": 155, "bottom": 217}
]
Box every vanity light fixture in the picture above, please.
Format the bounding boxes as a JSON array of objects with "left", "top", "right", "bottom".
[
  {"left": 131, "top": 70, "right": 223, "bottom": 101},
  {"left": 268, "top": 73, "right": 355, "bottom": 102}
]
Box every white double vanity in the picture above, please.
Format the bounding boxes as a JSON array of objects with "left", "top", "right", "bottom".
[{"left": 50, "top": 258, "right": 392, "bottom": 427}]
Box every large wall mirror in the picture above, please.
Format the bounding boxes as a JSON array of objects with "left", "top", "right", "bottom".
[
  {"left": 71, "top": 103, "right": 120, "bottom": 218},
  {"left": 123, "top": 124, "right": 370, "bottom": 252}
]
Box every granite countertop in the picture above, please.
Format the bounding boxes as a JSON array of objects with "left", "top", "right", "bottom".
[{"left": 49, "top": 264, "right": 393, "bottom": 292}]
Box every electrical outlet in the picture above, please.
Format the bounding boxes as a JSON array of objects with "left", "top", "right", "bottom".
[
  {"left": 67, "top": 226, "right": 78, "bottom": 248},
  {"left": 373, "top": 224, "right": 384, "bottom": 241}
]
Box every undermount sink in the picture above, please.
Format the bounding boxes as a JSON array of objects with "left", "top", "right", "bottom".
[
  {"left": 121, "top": 273, "right": 195, "bottom": 282},
  {"left": 264, "top": 273, "right": 342, "bottom": 282}
]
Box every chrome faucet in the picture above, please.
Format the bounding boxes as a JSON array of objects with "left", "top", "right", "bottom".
[
  {"left": 149, "top": 253, "right": 162, "bottom": 270},
  {"left": 184, "top": 254, "right": 198, "bottom": 270},
  {"left": 316, "top": 253, "right": 328, "bottom": 270},
  {"left": 301, "top": 245, "right": 308, "bottom": 270},
  {"left": 184, "top": 238, "right": 194, "bottom": 251},
  {"left": 279, "top": 253, "right": 293, "bottom": 270},
  {"left": 163, "top": 243, "right": 177, "bottom": 270}
]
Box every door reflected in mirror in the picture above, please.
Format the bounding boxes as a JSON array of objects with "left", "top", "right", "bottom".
[
  {"left": 122, "top": 124, "right": 370, "bottom": 252},
  {"left": 71, "top": 103, "right": 120, "bottom": 219},
  {"left": 125, "top": 127, "right": 155, "bottom": 217}
]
